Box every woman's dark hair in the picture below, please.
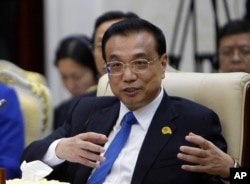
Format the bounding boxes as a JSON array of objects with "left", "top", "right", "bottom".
[
  {"left": 54, "top": 34, "right": 98, "bottom": 80},
  {"left": 101, "top": 18, "right": 166, "bottom": 61},
  {"left": 91, "top": 11, "right": 139, "bottom": 44}
]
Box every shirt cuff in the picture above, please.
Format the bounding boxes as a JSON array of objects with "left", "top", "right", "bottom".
[{"left": 42, "top": 139, "right": 65, "bottom": 167}]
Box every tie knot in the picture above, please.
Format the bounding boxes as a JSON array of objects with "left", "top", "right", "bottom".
[{"left": 124, "top": 112, "right": 137, "bottom": 125}]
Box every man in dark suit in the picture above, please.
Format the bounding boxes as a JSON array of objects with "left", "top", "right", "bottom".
[{"left": 22, "top": 18, "right": 227, "bottom": 183}]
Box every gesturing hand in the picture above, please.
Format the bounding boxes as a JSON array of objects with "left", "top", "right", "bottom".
[
  {"left": 177, "top": 132, "right": 234, "bottom": 178},
  {"left": 56, "top": 132, "right": 108, "bottom": 168}
]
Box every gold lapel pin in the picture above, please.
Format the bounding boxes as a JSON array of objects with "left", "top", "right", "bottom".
[{"left": 162, "top": 126, "right": 172, "bottom": 135}]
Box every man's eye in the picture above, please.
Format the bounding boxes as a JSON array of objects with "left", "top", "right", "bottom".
[
  {"left": 221, "top": 49, "right": 232, "bottom": 55},
  {"left": 134, "top": 60, "right": 147, "bottom": 66},
  {"left": 240, "top": 48, "right": 250, "bottom": 55},
  {"left": 110, "top": 63, "right": 122, "bottom": 68}
]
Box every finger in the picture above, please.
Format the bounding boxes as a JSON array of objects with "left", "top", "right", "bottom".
[
  {"left": 77, "top": 155, "right": 102, "bottom": 168},
  {"left": 181, "top": 164, "right": 205, "bottom": 173},
  {"left": 79, "top": 148, "right": 106, "bottom": 162},
  {"left": 79, "top": 132, "right": 108, "bottom": 144},
  {"left": 185, "top": 133, "right": 211, "bottom": 150},
  {"left": 80, "top": 140, "right": 106, "bottom": 154},
  {"left": 179, "top": 146, "right": 207, "bottom": 158},
  {"left": 177, "top": 152, "right": 203, "bottom": 165},
  {"left": 67, "top": 148, "right": 106, "bottom": 168}
]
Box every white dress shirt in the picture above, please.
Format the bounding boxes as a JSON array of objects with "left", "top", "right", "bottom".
[{"left": 43, "top": 88, "right": 164, "bottom": 183}]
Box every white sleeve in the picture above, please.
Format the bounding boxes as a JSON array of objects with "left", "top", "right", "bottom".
[{"left": 42, "top": 139, "right": 65, "bottom": 167}]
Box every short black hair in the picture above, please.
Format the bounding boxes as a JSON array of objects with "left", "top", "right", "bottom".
[
  {"left": 101, "top": 18, "right": 167, "bottom": 61},
  {"left": 218, "top": 19, "right": 250, "bottom": 41},
  {"left": 54, "top": 34, "right": 98, "bottom": 81},
  {"left": 91, "top": 10, "right": 139, "bottom": 43}
]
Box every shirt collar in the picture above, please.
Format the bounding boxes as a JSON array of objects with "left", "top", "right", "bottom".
[{"left": 118, "top": 88, "right": 164, "bottom": 130}]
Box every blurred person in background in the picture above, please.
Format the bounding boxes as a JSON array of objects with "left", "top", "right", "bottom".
[
  {"left": 53, "top": 34, "right": 98, "bottom": 129},
  {"left": 0, "top": 83, "right": 24, "bottom": 179},
  {"left": 218, "top": 19, "right": 250, "bottom": 73},
  {"left": 91, "top": 10, "right": 139, "bottom": 76}
]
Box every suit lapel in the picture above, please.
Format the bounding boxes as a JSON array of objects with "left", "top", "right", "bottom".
[
  {"left": 74, "top": 97, "right": 121, "bottom": 183},
  {"left": 86, "top": 97, "right": 120, "bottom": 136},
  {"left": 131, "top": 92, "right": 179, "bottom": 184}
]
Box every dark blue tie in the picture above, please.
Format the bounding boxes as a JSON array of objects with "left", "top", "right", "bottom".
[{"left": 87, "top": 112, "right": 137, "bottom": 184}]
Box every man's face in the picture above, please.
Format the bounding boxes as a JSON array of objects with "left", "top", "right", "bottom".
[
  {"left": 219, "top": 32, "right": 250, "bottom": 73},
  {"left": 105, "top": 31, "right": 167, "bottom": 111},
  {"left": 93, "top": 19, "right": 123, "bottom": 76}
]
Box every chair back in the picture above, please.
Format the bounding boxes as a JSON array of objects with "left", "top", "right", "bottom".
[
  {"left": 0, "top": 60, "right": 53, "bottom": 146},
  {"left": 97, "top": 72, "right": 250, "bottom": 166}
]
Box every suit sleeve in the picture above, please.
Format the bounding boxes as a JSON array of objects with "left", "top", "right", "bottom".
[
  {"left": 200, "top": 109, "right": 227, "bottom": 152},
  {"left": 21, "top": 96, "right": 96, "bottom": 162}
]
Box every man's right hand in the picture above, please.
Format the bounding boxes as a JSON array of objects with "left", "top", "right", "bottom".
[{"left": 56, "top": 132, "right": 108, "bottom": 168}]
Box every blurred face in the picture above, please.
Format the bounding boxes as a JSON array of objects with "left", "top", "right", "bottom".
[
  {"left": 57, "top": 58, "right": 96, "bottom": 97},
  {"left": 219, "top": 32, "right": 250, "bottom": 73},
  {"left": 105, "top": 31, "right": 167, "bottom": 111},
  {"left": 93, "top": 19, "right": 123, "bottom": 75}
]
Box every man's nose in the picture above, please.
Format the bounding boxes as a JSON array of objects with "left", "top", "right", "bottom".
[
  {"left": 232, "top": 50, "right": 242, "bottom": 62},
  {"left": 123, "top": 65, "right": 136, "bottom": 80}
]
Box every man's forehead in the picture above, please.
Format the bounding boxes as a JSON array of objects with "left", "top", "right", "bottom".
[
  {"left": 220, "top": 32, "right": 250, "bottom": 41},
  {"left": 107, "top": 31, "right": 154, "bottom": 44},
  {"left": 104, "top": 31, "right": 157, "bottom": 60},
  {"left": 106, "top": 33, "right": 155, "bottom": 51},
  {"left": 220, "top": 33, "right": 250, "bottom": 46}
]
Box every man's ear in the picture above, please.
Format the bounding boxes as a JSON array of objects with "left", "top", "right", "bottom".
[{"left": 160, "top": 53, "right": 168, "bottom": 78}]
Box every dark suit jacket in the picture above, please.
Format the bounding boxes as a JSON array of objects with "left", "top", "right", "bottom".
[
  {"left": 53, "top": 90, "right": 97, "bottom": 130},
  {"left": 22, "top": 91, "right": 226, "bottom": 184}
]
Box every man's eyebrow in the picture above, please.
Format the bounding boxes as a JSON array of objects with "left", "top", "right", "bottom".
[
  {"left": 107, "top": 53, "right": 148, "bottom": 60},
  {"left": 133, "top": 53, "right": 148, "bottom": 58},
  {"left": 107, "top": 54, "right": 120, "bottom": 60}
]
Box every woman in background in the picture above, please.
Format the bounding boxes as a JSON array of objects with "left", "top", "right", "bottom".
[{"left": 54, "top": 35, "right": 98, "bottom": 129}]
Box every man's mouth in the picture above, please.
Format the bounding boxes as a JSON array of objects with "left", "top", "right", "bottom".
[
  {"left": 124, "top": 87, "right": 138, "bottom": 92},
  {"left": 123, "top": 87, "right": 140, "bottom": 96}
]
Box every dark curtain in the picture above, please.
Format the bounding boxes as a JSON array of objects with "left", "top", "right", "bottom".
[
  {"left": 0, "top": 0, "right": 18, "bottom": 63},
  {"left": 0, "top": 0, "right": 45, "bottom": 75},
  {"left": 245, "top": 0, "right": 250, "bottom": 20}
]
